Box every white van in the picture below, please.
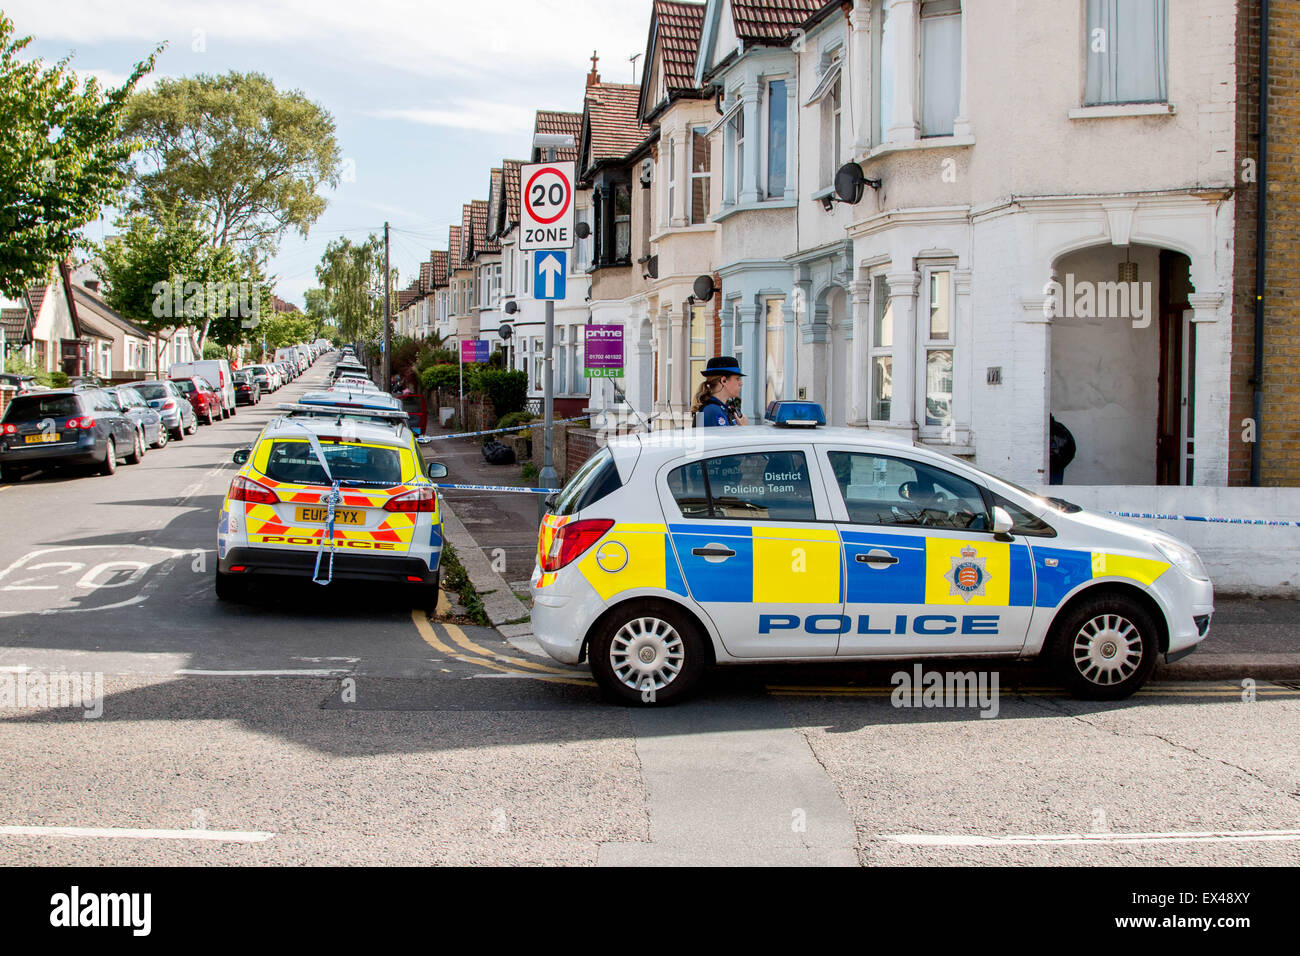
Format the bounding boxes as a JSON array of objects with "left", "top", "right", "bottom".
[{"left": 169, "top": 359, "right": 236, "bottom": 416}]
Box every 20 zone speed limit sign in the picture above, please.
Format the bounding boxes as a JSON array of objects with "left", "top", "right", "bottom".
[{"left": 520, "top": 161, "right": 575, "bottom": 251}]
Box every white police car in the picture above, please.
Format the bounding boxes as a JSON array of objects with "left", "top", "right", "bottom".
[{"left": 530, "top": 427, "right": 1213, "bottom": 704}]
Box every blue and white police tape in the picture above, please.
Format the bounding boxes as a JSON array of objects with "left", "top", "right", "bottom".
[
  {"left": 418, "top": 414, "right": 594, "bottom": 442},
  {"left": 434, "top": 482, "right": 554, "bottom": 495},
  {"left": 1106, "top": 510, "right": 1300, "bottom": 527}
]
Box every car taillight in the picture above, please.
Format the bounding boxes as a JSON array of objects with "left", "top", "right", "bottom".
[
  {"left": 161, "top": 401, "right": 176, "bottom": 410},
  {"left": 229, "top": 475, "right": 279, "bottom": 505},
  {"left": 65, "top": 417, "right": 95, "bottom": 429},
  {"left": 540, "top": 519, "right": 614, "bottom": 573},
  {"left": 2, "top": 424, "right": 15, "bottom": 435},
  {"left": 384, "top": 486, "right": 437, "bottom": 513}
]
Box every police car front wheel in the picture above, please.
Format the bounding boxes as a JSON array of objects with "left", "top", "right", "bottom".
[
  {"left": 1049, "top": 594, "right": 1158, "bottom": 700},
  {"left": 589, "top": 602, "right": 706, "bottom": 705}
]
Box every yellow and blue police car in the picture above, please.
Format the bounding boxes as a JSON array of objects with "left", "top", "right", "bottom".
[
  {"left": 216, "top": 415, "right": 446, "bottom": 606},
  {"left": 530, "top": 427, "right": 1214, "bottom": 704}
]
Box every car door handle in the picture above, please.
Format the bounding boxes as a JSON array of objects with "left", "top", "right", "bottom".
[
  {"left": 856, "top": 551, "right": 898, "bottom": 565},
  {"left": 692, "top": 546, "right": 736, "bottom": 558}
]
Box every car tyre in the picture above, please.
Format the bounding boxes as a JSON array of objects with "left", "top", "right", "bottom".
[
  {"left": 152, "top": 425, "right": 168, "bottom": 449},
  {"left": 1048, "top": 593, "right": 1159, "bottom": 701},
  {"left": 186, "top": 417, "right": 198, "bottom": 435},
  {"left": 205, "top": 407, "right": 215, "bottom": 426},
  {"left": 99, "top": 437, "right": 117, "bottom": 476},
  {"left": 412, "top": 572, "right": 441, "bottom": 613},
  {"left": 588, "top": 600, "right": 707, "bottom": 706},
  {"left": 214, "top": 569, "right": 248, "bottom": 602},
  {"left": 125, "top": 429, "right": 145, "bottom": 464},
  {"left": 171, "top": 425, "right": 185, "bottom": 442}
]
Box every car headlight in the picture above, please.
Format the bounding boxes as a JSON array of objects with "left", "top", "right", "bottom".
[{"left": 1154, "top": 539, "right": 1210, "bottom": 582}]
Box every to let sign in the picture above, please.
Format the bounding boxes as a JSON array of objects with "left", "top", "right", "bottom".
[
  {"left": 584, "top": 324, "right": 624, "bottom": 378},
  {"left": 461, "top": 339, "right": 489, "bottom": 363},
  {"left": 520, "top": 162, "right": 576, "bottom": 251}
]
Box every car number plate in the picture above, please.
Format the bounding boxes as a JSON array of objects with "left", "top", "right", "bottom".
[
  {"left": 296, "top": 506, "right": 364, "bottom": 525},
  {"left": 24, "top": 433, "right": 59, "bottom": 444}
]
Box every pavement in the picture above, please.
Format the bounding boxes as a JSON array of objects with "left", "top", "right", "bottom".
[{"left": 420, "top": 421, "right": 1300, "bottom": 683}]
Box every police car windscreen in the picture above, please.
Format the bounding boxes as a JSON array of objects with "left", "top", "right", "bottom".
[{"left": 263, "top": 440, "right": 403, "bottom": 487}]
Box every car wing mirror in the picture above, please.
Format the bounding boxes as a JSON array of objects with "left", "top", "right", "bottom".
[
  {"left": 992, "top": 505, "right": 1013, "bottom": 539},
  {"left": 232, "top": 449, "right": 250, "bottom": 465},
  {"left": 426, "top": 461, "right": 447, "bottom": 479}
]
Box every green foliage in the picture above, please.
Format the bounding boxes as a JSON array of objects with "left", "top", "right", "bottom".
[
  {"left": 520, "top": 462, "right": 538, "bottom": 481},
  {"left": 121, "top": 72, "right": 340, "bottom": 256},
  {"left": 0, "top": 14, "right": 160, "bottom": 297},
  {"left": 48, "top": 370, "right": 69, "bottom": 388},
  {"left": 4, "top": 355, "right": 59, "bottom": 387},
  {"left": 202, "top": 341, "right": 225, "bottom": 360},
  {"left": 486, "top": 348, "right": 505, "bottom": 369},
  {"left": 476, "top": 369, "right": 528, "bottom": 416},
  {"left": 314, "top": 234, "right": 393, "bottom": 344},
  {"left": 419, "top": 363, "right": 465, "bottom": 392},
  {"left": 494, "top": 411, "right": 538, "bottom": 432},
  {"left": 94, "top": 212, "right": 264, "bottom": 351}
]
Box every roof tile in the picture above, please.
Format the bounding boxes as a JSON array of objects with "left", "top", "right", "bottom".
[
  {"left": 732, "top": 0, "right": 826, "bottom": 43},
  {"left": 583, "top": 82, "right": 645, "bottom": 167},
  {"left": 534, "top": 110, "right": 582, "bottom": 162},
  {"left": 654, "top": 1, "right": 706, "bottom": 92}
]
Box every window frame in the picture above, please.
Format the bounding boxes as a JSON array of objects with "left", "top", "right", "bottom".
[
  {"left": 868, "top": 271, "right": 894, "bottom": 423},
  {"left": 666, "top": 448, "right": 821, "bottom": 523},
  {"left": 763, "top": 76, "right": 789, "bottom": 200},
  {"left": 822, "top": 448, "right": 994, "bottom": 533},
  {"left": 916, "top": 261, "right": 957, "bottom": 439},
  {"left": 689, "top": 125, "right": 711, "bottom": 225},
  {"left": 919, "top": 0, "right": 963, "bottom": 138}
]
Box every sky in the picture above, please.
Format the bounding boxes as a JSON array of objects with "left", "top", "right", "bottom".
[{"left": 5, "top": 0, "right": 656, "bottom": 308}]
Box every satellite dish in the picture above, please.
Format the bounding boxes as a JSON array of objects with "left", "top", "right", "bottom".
[
  {"left": 834, "top": 162, "right": 867, "bottom": 204},
  {"left": 498, "top": 323, "right": 513, "bottom": 340},
  {"left": 504, "top": 300, "right": 518, "bottom": 314},
  {"left": 692, "top": 274, "right": 716, "bottom": 301}
]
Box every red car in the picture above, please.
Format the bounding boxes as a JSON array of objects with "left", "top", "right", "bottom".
[{"left": 171, "top": 377, "right": 223, "bottom": 425}]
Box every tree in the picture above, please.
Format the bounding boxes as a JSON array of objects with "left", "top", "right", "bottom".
[
  {"left": 121, "top": 72, "right": 341, "bottom": 257},
  {"left": 314, "top": 234, "right": 395, "bottom": 344},
  {"left": 95, "top": 213, "right": 265, "bottom": 372},
  {"left": 0, "top": 14, "right": 160, "bottom": 297}
]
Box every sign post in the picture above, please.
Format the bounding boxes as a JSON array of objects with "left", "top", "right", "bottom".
[{"left": 520, "top": 158, "right": 576, "bottom": 514}]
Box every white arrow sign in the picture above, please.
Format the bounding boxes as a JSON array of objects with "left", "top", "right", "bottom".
[{"left": 538, "top": 253, "right": 563, "bottom": 298}]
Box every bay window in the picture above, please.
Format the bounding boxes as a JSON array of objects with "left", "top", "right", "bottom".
[
  {"left": 690, "top": 126, "right": 710, "bottom": 224},
  {"left": 869, "top": 273, "right": 893, "bottom": 421},
  {"left": 765, "top": 78, "right": 788, "bottom": 198}
]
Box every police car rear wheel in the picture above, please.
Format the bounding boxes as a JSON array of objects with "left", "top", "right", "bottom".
[
  {"left": 1050, "top": 595, "right": 1157, "bottom": 700},
  {"left": 214, "top": 569, "right": 248, "bottom": 602},
  {"left": 590, "top": 603, "right": 705, "bottom": 705}
]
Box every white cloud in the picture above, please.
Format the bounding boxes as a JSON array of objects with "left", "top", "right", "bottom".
[
  {"left": 368, "top": 100, "right": 538, "bottom": 134},
  {"left": 6, "top": 0, "right": 652, "bottom": 82}
]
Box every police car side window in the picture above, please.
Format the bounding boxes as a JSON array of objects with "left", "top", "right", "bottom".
[
  {"left": 668, "top": 451, "right": 816, "bottom": 521},
  {"left": 827, "top": 452, "right": 990, "bottom": 532}
]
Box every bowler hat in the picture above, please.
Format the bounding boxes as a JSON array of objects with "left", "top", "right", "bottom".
[{"left": 701, "top": 356, "right": 744, "bottom": 377}]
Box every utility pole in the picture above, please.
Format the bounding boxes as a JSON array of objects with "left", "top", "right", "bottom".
[{"left": 382, "top": 221, "right": 392, "bottom": 391}]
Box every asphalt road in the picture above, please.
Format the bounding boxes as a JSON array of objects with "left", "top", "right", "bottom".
[{"left": 0, "top": 358, "right": 1297, "bottom": 866}]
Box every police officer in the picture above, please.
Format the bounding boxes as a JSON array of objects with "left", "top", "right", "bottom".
[{"left": 692, "top": 356, "right": 749, "bottom": 427}]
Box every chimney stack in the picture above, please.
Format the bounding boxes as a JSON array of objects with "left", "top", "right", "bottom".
[{"left": 587, "top": 50, "right": 601, "bottom": 88}]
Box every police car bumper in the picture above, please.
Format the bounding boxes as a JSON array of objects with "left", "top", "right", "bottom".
[
  {"left": 219, "top": 546, "right": 438, "bottom": 584},
  {"left": 530, "top": 569, "right": 606, "bottom": 665},
  {"left": 1159, "top": 572, "right": 1214, "bottom": 658}
]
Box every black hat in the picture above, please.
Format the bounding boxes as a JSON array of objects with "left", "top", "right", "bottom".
[{"left": 701, "top": 356, "right": 744, "bottom": 377}]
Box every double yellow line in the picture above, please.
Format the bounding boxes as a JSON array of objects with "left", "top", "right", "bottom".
[
  {"left": 767, "top": 682, "right": 1300, "bottom": 699},
  {"left": 409, "top": 602, "right": 593, "bottom": 686}
]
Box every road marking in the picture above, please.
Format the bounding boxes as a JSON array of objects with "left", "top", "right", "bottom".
[
  {"left": 441, "top": 619, "right": 576, "bottom": 675},
  {"left": 0, "top": 824, "right": 274, "bottom": 842},
  {"left": 174, "top": 669, "right": 349, "bottom": 678},
  {"left": 410, "top": 609, "right": 592, "bottom": 685},
  {"left": 767, "top": 682, "right": 1300, "bottom": 699},
  {"left": 881, "top": 828, "right": 1300, "bottom": 847}
]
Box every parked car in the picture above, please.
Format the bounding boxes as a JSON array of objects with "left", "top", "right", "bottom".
[
  {"left": 246, "top": 364, "right": 277, "bottom": 392},
  {"left": 233, "top": 370, "right": 261, "bottom": 406},
  {"left": 0, "top": 387, "right": 144, "bottom": 480},
  {"left": 169, "top": 360, "right": 236, "bottom": 417},
  {"left": 128, "top": 380, "right": 197, "bottom": 440},
  {"left": 0, "top": 373, "right": 43, "bottom": 395},
  {"left": 530, "top": 426, "right": 1215, "bottom": 705},
  {"left": 171, "top": 376, "right": 223, "bottom": 425},
  {"left": 111, "top": 385, "right": 168, "bottom": 449}
]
